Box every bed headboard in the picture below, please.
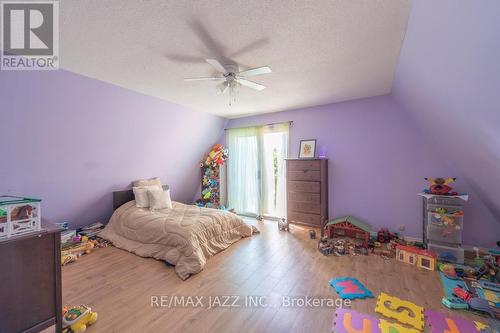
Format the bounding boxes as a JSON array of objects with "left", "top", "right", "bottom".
[{"left": 113, "top": 185, "right": 169, "bottom": 211}]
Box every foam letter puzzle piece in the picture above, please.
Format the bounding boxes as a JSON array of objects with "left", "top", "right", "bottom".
[
  {"left": 474, "top": 321, "right": 490, "bottom": 332},
  {"left": 379, "top": 319, "right": 421, "bottom": 333},
  {"left": 329, "top": 277, "right": 374, "bottom": 300},
  {"left": 333, "top": 309, "right": 381, "bottom": 333},
  {"left": 425, "top": 310, "right": 479, "bottom": 333},
  {"left": 375, "top": 292, "right": 424, "bottom": 330}
]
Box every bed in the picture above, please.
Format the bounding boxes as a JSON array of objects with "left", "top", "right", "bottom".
[{"left": 99, "top": 186, "right": 256, "bottom": 280}]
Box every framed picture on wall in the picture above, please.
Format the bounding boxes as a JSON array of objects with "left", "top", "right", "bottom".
[{"left": 298, "top": 139, "right": 316, "bottom": 158}]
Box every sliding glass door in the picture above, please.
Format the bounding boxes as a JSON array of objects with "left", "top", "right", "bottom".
[{"left": 227, "top": 123, "right": 289, "bottom": 219}]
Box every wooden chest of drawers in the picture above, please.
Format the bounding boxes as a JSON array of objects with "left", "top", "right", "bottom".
[
  {"left": 0, "top": 227, "right": 62, "bottom": 333},
  {"left": 286, "top": 159, "right": 328, "bottom": 228}
]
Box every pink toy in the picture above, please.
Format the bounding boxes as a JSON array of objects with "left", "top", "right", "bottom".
[{"left": 425, "top": 310, "right": 478, "bottom": 333}]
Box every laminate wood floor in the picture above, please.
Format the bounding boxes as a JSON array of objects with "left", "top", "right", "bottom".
[{"left": 61, "top": 220, "right": 488, "bottom": 333}]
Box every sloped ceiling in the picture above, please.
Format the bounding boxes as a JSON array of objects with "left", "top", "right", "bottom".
[
  {"left": 59, "top": 0, "right": 411, "bottom": 117},
  {"left": 393, "top": 0, "right": 500, "bottom": 246}
]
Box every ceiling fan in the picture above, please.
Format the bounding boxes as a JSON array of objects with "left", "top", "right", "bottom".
[{"left": 184, "top": 59, "right": 272, "bottom": 104}]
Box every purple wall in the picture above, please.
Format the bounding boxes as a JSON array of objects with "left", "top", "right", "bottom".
[
  {"left": 1, "top": 70, "right": 226, "bottom": 229},
  {"left": 226, "top": 96, "right": 477, "bottom": 243},
  {"left": 393, "top": 0, "right": 500, "bottom": 247}
]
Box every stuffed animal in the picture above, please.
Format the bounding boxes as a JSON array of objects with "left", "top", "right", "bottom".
[
  {"left": 425, "top": 177, "right": 457, "bottom": 195},
  {"left": 202, "top": 144, "right": 228, "bottom": 168}
]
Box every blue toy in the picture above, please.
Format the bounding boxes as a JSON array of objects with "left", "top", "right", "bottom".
[
  {"left": 441, "top": 296, "right": 469, "bottom": 310},
  {"left": 329, "top": 277, "right": 373, "bottom": 300}
]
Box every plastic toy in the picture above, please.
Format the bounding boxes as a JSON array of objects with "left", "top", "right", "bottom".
[
  {"left": 453, "top": 285, "right": 473, "bottom": 301},
  {"left": 379, "top": 319, "right": 420, "bottom": 333},
  {"left": 438, "top": 263, "right": 459, "bottom": 279},
  {"left": 375, "top": 292, "right": 425, "bottom": 330},
  {"left": 425, "top": 309, "right": 480, "bottom": 333},
  {"left": 0, "top": 196, "right": 42, "bottom": 238},
  {"left": 377, "top": 228, "right": 398, "bottom": 243},
  {"left": 0, "top": 208, "right": 7, "bottom": 223},
  {"left": 278, "top": 218, "right": 289, "bottom": 232},
  {"left": 468, "top": 298, "right": 498, "bottom": 317},
  {"left": 61, "top": 241, "right": 95, "bottom": 266},
  {"left": 395, "top": 244, "right": 437, "bottom": 271},
  {"left": 62, "top": 305, "right": 97, "bottom": 333},
  {"left": 324, "top": 216, "right": 371, "bottom": 249},
  {"left": 442, "top": 296, "right": 469, "bottom": 309},
  {"left": 329, "top": 277, "right": 373, "bottom": 300},
  {"left": 318, "top": 237, "right": 333, "bottom": 255},
  {"left": 333, "top": 309, "right": 424, "bottom": 333},
  {"left": 424, "top": 177, "right": 458, "bottom": 195},
  {"left": 332, "top": 309, "right": 380, "bottom": 333},
  {"left": 477, "top": 255, "right": 500, "bottom": 283}
]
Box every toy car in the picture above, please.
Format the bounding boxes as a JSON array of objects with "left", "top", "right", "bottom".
[
  {"left": 452, "top": 285, "right": 473, "bottom": 302},
  {"left": 441, "top": 296, "right": 469, "bottom": 310}
]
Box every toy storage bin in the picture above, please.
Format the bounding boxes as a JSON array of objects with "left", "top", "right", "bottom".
[
  {"left": 425, "top": 196, "right": 465, "bottom": 206},
  {"left": 427, "top": 242, "right": 464, "bottom": 264},
  {"left": 426, "top": 212, "right": 463, "bottom": 244},
  {"left": 0, "top": 196, "right": 41, "bottom": 238},
  {"left": 427, "top": 204, "right": 463, "bottom": 214}
]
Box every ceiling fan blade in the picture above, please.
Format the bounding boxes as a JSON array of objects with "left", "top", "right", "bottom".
[
  {"left": 238, "top": 79, "right": 265, "bottom": 91},
  {"left": 205, "top": 59, "right": 227, "bottom": 73},
  {"left": 184, "top": 77, "right": 223, "bottom": 81},
  {"left": 238, "top": 66, "right": 272, "bottom": 77},
  {"left": 216, "top": 82, "right": 229, "bottom": 94}
]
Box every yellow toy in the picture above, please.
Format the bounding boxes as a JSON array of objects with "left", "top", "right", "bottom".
[
  {"left": 395, "top": 245, "right": 437, "bottom": 271},
  {"left": 62, "top": 305, "right": 98, "bottom": 333},
  {"left": 375, "top": 292, "right": 424, "bottom": 330}
]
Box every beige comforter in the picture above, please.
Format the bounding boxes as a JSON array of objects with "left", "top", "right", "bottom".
[{"left": 100, "top": 201, "right": 255, "bottom": 280}]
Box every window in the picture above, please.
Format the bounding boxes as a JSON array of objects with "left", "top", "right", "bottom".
[
  {"left": 227, "top": 123, "right": 289, "bottom": 218},
  {"left": 420, "top": 257, "right": 430, "bottom": 268}
]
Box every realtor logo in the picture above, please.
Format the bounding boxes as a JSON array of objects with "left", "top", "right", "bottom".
[{"left": 1, "top": 0, "right": 59, "bottom": 70}]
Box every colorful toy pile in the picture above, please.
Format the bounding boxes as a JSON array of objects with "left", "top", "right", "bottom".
[
  {"left": 332, "top": 291, "right": 494, "bottom": 333},
  {"left": 202, "top": 143, "right": 228, "bottom": 168},
  {"left": 196, "top": 144, "right": 229, "bottom": 209},
  {"left": 438, "top": 253, "right": 500, "bottom": 316}
]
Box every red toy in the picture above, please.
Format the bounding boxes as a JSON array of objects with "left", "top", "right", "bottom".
[
  {"left": 452, "top": 285, "right": 473, "bottom": 302},
  {"left": 377, "top": 228, "right": 398, "bottom": 243}
]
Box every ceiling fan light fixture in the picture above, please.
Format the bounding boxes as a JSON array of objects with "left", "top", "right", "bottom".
[{"left": 184, "top": 58, "right": 271, "bottom": 106}]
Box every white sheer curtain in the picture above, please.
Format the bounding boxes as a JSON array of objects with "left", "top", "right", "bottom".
[{"left": 227, "top": 122, "right": 289, "bottom": 218}]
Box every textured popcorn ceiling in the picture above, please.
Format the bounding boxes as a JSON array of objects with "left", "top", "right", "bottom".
[{"left": 59, "top": 0, "right": 411, "bottom": 118}]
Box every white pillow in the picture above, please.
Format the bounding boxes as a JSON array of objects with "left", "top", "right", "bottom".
[
  {"left": 132, "top": 177, "right": 162, "bottom": 189},
  {"left": 147, "top": 189, "right": 173, "bottom": 210},
  {"left": 133, "top": 185, "right": 160, "bottom": 208}
]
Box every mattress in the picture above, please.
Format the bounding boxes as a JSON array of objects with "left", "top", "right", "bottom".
[{"left": 99, "top": 201, "right": 255, "bottom": 280}]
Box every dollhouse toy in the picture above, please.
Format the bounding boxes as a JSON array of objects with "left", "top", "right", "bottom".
[
  {"left": 396, "top": 244, "right": 437, "bottom": 271},
  {"left": 324, "top": 216, "right": 371, "bottom": 249}
]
